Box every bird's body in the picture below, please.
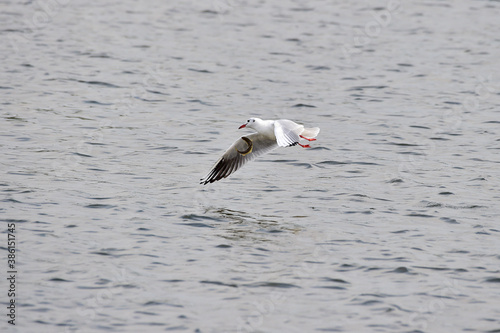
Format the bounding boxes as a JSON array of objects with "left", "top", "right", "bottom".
[{"left": 200, "top": 118, "right": 320, "bottom": 185}]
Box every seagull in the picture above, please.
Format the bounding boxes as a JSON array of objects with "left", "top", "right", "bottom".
[{"left": 200, "top": 118, "right": 320, "bottom": 185}]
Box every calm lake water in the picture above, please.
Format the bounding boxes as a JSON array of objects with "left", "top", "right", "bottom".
[{"left": 1, "top": 0, "right": 500, "bottom": 332}]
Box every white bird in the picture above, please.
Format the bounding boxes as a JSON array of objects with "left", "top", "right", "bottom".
[{"left": 200, "top": 118, "right": 320, "bottom": 185}]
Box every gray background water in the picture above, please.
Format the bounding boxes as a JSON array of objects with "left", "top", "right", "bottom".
[{"left": 1, "top": 0, "right": 500, "bottom": 332}]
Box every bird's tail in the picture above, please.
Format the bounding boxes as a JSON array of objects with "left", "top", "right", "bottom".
[{"left": 301, "top": 127, "right": 320, "bottom": 139}]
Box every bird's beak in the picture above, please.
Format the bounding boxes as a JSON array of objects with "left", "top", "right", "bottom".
[{"left": 238, "top": 124, "right": 246, "bottom": 129}]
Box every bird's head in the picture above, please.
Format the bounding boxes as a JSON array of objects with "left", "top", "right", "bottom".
[{"left": 239, "top": 117, "right": 262, "bottom": 129}]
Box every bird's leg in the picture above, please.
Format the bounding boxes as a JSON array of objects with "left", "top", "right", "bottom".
[
  {"left": 298, "top": 143, "right": 311, "bottom": 148},
  {"left": 300, "top": 135, "right": 316, "bottom": 141}
]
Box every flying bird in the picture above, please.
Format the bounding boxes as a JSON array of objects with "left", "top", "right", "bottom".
[{"left": 200, "top": 118, "right": 320, "bottom": 185}]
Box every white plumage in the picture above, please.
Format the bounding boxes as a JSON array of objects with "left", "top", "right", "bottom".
[{"left": 200, "top": 118, "right": 320, "bottom": 185}]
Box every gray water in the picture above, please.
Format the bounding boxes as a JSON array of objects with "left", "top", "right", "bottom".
[{"left": 1, "top": 1, "right": 500, "bottom": 332}]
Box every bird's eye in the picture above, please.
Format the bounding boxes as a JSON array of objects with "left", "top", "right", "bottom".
[{"left": 247, "top": 119, "right": 250, "bottom": 122}]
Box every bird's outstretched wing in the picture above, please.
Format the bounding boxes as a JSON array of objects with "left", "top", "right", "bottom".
[
  {"left": 274, "top": 120, "right": 304, "bottom": 147},
  {"left": 200, "top": 133, "right": 278, "bottom": 185}
]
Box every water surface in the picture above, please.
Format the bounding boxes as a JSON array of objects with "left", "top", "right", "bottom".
[{"left": 1, "top": 1, "right": 500, "bottom": 332}]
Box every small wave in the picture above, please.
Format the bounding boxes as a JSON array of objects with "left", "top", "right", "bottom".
[
  {"left": 84, "top": 204, "right": 116, "bottom": 209},
  {"left": 177, "top": 222, "right": 214, "bottom": 228},
  {"left": 346, "top": 85, "right": 388, "bottom": 91},
  {"left": 244, "top": 282, "right": 300, "bottom": 288},
  {"left": 200, "top": 280, "right": 238, "bottom": 288},
  {"left": 188, "top": 68, "right": 213, "bottom": 73},
  {"left": 72, "top": 79, "right": 121, "bottom": 88}
]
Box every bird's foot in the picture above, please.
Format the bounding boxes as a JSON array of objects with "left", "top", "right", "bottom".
[
  {"left": 300, "top": 135, "right": 316, "bottom": 141},
  {"left": 298, "top": 143, "right": 311, "bottom": 148}
]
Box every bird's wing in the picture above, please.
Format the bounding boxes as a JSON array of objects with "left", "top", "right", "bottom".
[
  {"left": 200, "top": 133, "right": 278, "bottom": 185},
  {"left": 274, "top": 119, "right": 304, "bottom": 147}
]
